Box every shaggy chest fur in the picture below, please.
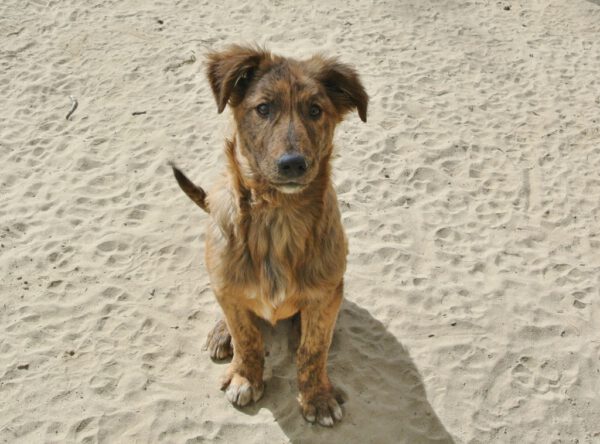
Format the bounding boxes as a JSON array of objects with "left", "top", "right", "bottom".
[
  {"left": 205, "top": 181, "right": 347, "bottom": 317},
  {"left": 245, "top": 207, "right": 311, "bottom": 303}
]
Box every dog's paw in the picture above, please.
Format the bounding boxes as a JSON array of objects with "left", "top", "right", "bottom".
[
  {"left": 298, "top": 390, "right": 343, "bottom": 427},
  {"left": 204, "top": 319, "right": 233, "bottom": 360},
  {"left": 221, "top": 372, "right": 264, "bottom": 407}
]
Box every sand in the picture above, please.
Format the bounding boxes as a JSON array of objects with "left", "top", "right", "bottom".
[{"left": 1, "top": 0, "right": 600, "bottom": 442}]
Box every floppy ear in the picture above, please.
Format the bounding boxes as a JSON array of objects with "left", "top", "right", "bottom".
[
  {"left": 311, "top": 56, "right": 369, "bottom": 122},
  {"left": 206, "top": 45, "right": 270, "bottom": 113}
]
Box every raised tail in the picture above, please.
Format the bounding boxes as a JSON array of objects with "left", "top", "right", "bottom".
[{"left": 170, "top": 164, "right": 209, "bottom": 213}]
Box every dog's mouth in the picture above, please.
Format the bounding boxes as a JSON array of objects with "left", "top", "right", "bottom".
[{"left": 273, "top": 182, "right": 306, "bottom": 194}]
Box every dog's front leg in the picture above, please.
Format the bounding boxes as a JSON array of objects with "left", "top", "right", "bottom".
[
  {"left": 216, "top": 293, "right": 265, "bottom": 407},
  {"left": 297, "top": 282, "right": 344, "bottom": 427}
]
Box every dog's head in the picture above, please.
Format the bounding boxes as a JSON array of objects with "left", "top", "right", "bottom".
[{"left": 206, "top": 45, "right": 368, "bottom": 194}]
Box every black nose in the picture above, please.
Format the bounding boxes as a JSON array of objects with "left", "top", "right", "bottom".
[{"left": 277, "top": 153, "right": 307, "bottom": 179}]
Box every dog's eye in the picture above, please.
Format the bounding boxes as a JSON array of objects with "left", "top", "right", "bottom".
[
  {"left": 309, "top": 104, "right": 322, "bottom": 118},
  {"left": 256, "top": 103, "right": 270, "bottom": 117}
]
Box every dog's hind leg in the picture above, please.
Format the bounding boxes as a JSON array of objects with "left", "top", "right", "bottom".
[{"left": 204, "top": 318, "right": 233, "bottom": 361}]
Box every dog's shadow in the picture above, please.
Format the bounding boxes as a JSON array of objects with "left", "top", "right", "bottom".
[{"left": 235, "top": 300, "right": 455, "bottom": 444}]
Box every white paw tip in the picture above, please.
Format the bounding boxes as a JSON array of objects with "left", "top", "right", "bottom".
[
  {"left": 319, "top": 415, "right": 334, "bottom": 427},
  {"left": 332, "top": 404, "right": 343, "bottom": 421}
]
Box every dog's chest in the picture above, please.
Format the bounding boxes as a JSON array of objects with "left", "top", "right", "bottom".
[
  {"left": 246, "top": 286, "right": 292, "bottom": 324},
  {"left": 245, "top": 211, "right": 308, "bottom": 303}
]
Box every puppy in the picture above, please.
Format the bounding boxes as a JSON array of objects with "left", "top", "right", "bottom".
[{"left": 172, "top": 45, "right": 368, "bottom": 427}]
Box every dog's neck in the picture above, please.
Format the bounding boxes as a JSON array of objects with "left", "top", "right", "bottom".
[{"left": 226, "top": 137, "right": 331, "bottom": 213}]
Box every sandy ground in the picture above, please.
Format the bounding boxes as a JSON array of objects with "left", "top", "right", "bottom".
[{"left": 1, "top": 0, "right": 600, "bottom": 442}]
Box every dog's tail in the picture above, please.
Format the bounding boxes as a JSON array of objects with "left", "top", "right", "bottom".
[{"left": 170, "top": 163, "right": 209, "bottom": 213}]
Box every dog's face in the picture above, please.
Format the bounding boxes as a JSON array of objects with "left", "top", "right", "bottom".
[{"left": 207, "top": 45, "right": 368, "bottom": 194}]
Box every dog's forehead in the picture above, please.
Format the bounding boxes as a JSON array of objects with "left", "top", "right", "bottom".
[{"left": 254, "top": 60, "right": 321, "bottom": 97}]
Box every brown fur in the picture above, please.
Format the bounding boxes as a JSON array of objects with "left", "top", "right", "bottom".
[
  {"left": 173, "top": 44, "right": 368, "bottom": 427},
  {"left": 171, "top": 163, "right": 209, "bottom": 212}
]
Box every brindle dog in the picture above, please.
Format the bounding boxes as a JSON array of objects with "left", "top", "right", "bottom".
[{"left": 172, "top": 45, "right": 368, "bottom": 427}]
